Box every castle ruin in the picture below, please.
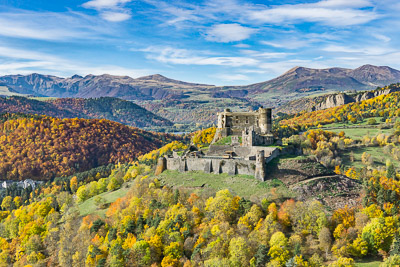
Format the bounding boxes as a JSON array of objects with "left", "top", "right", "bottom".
[
  {"left": 159, "top": 107, "right": 279, "bottom": 181},
  {"left": 214, "top": 107, "right": 274, "bottom": 146}
]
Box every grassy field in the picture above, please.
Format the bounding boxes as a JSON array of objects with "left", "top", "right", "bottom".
[
  {"left": 355, "top": 260, "right": 382, "bottom": 267},
  {"left": 320, "top": 116, "right": 395, "bottom": 140},
  {"left": 329, "top": 128, "right": 392, "bottom": 140},
  {"left": 158, "top": 170, "right": 294, "bottom": 201},
  {"left": 341, "top": 146, "right": 399, "bottom": 169},
  {"left": 78, "top": 182, "right": 132, "bottom": 217}
]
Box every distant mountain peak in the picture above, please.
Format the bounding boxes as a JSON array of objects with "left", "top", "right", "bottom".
[
  {"left": 285, "top": 66, "right": 303, "bottom": 73},
  {"left": 71, "top": 74, "right": 83, "bottom": 79},
  {"left": 136, "top": 74, "right": 172, "bottom": 82}
]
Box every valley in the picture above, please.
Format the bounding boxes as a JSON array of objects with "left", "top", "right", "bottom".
[{"left": 2, "top": 64, "right": 400, "bottom": 129}]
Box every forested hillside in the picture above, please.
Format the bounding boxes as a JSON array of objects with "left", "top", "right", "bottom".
[
  {"left": 49, "top": 97, "right": 173, "bottom": 127},
  {"left": 0, "top": 159, "right": 398, "bottom": 266},
  {"left": 0, "top": 114, "right": 173, "bottom": 180},
  {"left": 0, "top": 96, "right": 172, "bottom": 128},
  {"left": 279, "top": 88, "right": 400, "bottom": 130}
]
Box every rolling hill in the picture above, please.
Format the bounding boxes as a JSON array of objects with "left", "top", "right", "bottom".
[
  {"left": 0, "top": 113, "right": 175, "bottom": 180},
  {"left": 0, "top": 96, "right": 172, "bottom": 127}
]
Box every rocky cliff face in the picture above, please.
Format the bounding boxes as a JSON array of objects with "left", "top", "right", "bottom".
[
  {"left": 313, "top": 93, "right": 355, "bottom": 110},
  {"left": 311, "top": 87, "right": 400, "bottom": 111}
]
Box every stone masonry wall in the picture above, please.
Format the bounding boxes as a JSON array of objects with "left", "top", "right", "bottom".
[{"left": 166, "top": 158, "right": 256, "bottom": 176}]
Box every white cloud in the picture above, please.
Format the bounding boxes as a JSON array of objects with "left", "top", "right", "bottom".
[
  {"left": 315, "top": 0, "right": 373, "bottom": 8},
  {"left": 0, "top": 10, "right": 111, "bottom": 41},
  {"left": 261, "top": 39, "right": 311, "bottom": 49},
  {"left": 240, "top": 49, "right": 291, "bottom": 58},
  {"left": 0, "top": 45, "right": 150, "bottom": 77},
  {"left": 141, "top": 46, "right": 258, "bottom": 67},
  {"left": 234, "top": 43, "right": 250, "bottom": 48},
  {"left": 372, "top": 33, "right": 391, "bottom": 42},
  {"left": 322, "top": 44, "right": 394, "bottom": 55},
  {"left": 82, "top": 0, "right": 131, "bottom": 10},
  {"left": 82, "top": 0, "right": 132, "bottom": 21},
  {"left": 205, "top": 23, "right": 257, "bottom": 42},
  {"left": 248, "top": 4, "right": 377, "bottom": 26},
  {"left": 144, "top": 0, "right": 379, "bottom": 29},
  {"left": 101, "top": 11, "right": 131, "bottom": 22}
]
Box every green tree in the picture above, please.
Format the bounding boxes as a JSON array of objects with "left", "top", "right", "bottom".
[
  {"left": 386, "top": 160, "right": 396, "bottom": 179},
  {"left": 1, "top": 196, "right": 13, "bottom": 211},
  {"left": 268, "top": 231, "right": 290, "bottom": 266},
  {"left": 229, "top": 237, "right": 250, "bottom": 267}
]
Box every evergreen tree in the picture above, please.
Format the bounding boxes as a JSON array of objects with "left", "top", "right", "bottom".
[
  {"left": 173, "top": 189, "right": 180, "bottom": 204},
  {"left": 386, "top": 160, "right": 396, "bottom": 179},
  {"left": 377, "top": 188, "right": 385, "bottom": 206},
  {"left": 254, "top": 244, "right": 269, "bottom": 267},
  {"left": 390, "top": 233, "right": 400, "bottom": 256},
  {"left": 135, "top": 215, "right": 145, "bottom": 235},
  {"left": 126, "top": 220, "right": 135, "bottom": 234}
]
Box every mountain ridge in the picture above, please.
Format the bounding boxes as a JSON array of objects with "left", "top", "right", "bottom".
[{"left": 1, "top": 65, "right": 400, "bottom": 113}]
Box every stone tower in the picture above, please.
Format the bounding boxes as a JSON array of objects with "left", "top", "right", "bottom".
[
  {"left": 258, "top": 107, "right": 272, "bottom": 134},
  {"left": 254, "top": 150, "right": 266, "bottom": 181},
  {"left": 242, "top": 127, "right": 255, "bottom": 147}
]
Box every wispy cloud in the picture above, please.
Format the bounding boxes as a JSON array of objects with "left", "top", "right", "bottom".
[
  {"left": 0, "top": 45, "right": 150, "bottom": 77},
  {"left": 204, "top": 23, "right": 257, "bottom": 42},
  {"left": 322, "top": 44, "right": 394, "bottom": 55},
  {"left": 141, "top": 46, "right": 259, "bottom": 67},
  {"left": 261, "top": 39, "right": 312, "bottom": 50},
  {"left": 247, "top": 2, "right": 377, "bottom": 26},
  {"left": 82, "top": 0, "right": 133, "bottom": 22},
  {"left": 0, "top": 9, "right": 112, "bottom": 41}
]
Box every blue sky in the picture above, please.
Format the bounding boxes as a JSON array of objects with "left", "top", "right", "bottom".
[{"left": 0, "top": 0, "right": 399, "bottom": 85}]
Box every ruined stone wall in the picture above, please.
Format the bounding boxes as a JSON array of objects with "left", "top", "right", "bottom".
[
  {"left": 207, "top": 145, "right": 279, "bottom": 159},
  {"left": 166, "top": 158, "right": 256, "bottom": 176}
]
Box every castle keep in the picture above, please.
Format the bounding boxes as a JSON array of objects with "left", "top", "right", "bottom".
[{"left": 160, "top": 107, "right": 279, "bottom": 181}]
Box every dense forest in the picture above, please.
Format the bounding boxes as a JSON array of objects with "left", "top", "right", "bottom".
[
  {"left": 0, "top": 113, "right": 175, "bottom": 180},
  {"left": 0, "top": 96, "right": 172, "bottom": 128},
  {"left": 0, "top": 159, "right": 398, "bottom": 266}
]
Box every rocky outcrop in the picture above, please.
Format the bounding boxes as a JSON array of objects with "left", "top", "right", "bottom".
[
  {"left": 311, "top": 87, "right": 400, "bottom": 111},
  {"left": 312, "top": 93, "right": 354, "bottom": 110}
]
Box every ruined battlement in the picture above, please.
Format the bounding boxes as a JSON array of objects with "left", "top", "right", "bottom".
[
  {"left": 216, "top": 107, "right": 272, "bottom": 136},
  {"left": 157, "top": 106, "right": 279, "bottom": 181}
]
